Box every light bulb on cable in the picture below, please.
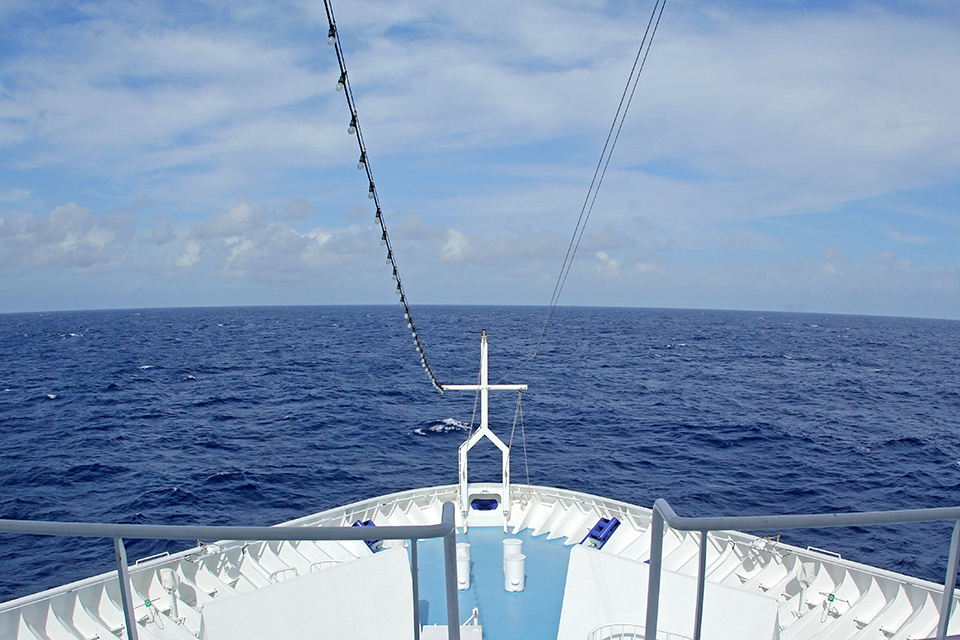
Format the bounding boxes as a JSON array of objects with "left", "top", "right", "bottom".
[
  {"left": 327, "top": 26, "right": 336, "bottom": 45},
  {"left": 336, "top": 72, "right": 346, "bottom": 92},
  {"left": 358, "top": 152, "right": 366, "bottom": 170},
  {"left": 348, "top": 116, "right": 357, "bottom": 135},
  {"left": 368, "top": 182, "right": 375, "bottom": 199}
]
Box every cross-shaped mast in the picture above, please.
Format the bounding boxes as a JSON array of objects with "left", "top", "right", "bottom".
[{"left": 442, "top": 330, "right": 527, "bottom": 524}]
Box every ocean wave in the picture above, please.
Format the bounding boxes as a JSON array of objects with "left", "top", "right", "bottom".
[
  {"left": 1, "top": 306, "right": 959, "bottom": 602},
  {"left": 412, "top": 417, "right": 470, "bottom": 436}
]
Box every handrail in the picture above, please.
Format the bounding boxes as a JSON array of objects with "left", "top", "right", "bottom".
[
  {"left": 0, "top": 501, "right": 461, "bottom": 640},
  {"left": 645, "top": 499, "right": 960, "bottom": 640}
]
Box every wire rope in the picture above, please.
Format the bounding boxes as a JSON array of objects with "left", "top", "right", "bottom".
[
  {"left": 507, "top": 390, "right": 530, "bottom": 485},
  {"left": 323, "top": 0, "right": 665, "bottom": 391},
  {"left": 493, "top": 0, "right": 667, "bottom": 386},
  {"left": 466, "top": 368, "right": 482, "bottom": 441},
  {"left": 322, "top": 0, "right": 443, "bottom": 391}
]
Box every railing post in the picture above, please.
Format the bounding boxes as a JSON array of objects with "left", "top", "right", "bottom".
[
  {"left": 411, "top": 538, "right": 421, "bottom": 640},
  {"left": 937, "top": 520, "right": 960, "bottom": 640},
  {"left": 645, "top": 503, "right": 665, "bottom": 640},
  {"left": 442, "top": 503, "right": 461, "bottom": 640},
  {"left": 113, "top": 538, "right": 140, "bottom": 640},
  {"left": 693, "top": 531, "right": 708, "bottom": 640}
]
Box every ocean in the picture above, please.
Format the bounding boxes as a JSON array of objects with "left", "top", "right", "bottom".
[{"left": 1, "top": 305, "right": 959, "bottom": 603}]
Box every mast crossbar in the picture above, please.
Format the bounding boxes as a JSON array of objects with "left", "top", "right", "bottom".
[{"left": 442, "top": 330, "right": 528, "bottom": 529}]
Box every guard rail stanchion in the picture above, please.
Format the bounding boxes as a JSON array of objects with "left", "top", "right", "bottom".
[
  {"left": 645, "top": 502, "right": 665, "bottom": 640},
  {"left": 411, "top": 538, "right": 421, "bottom": 640},
  {"left": 937, "top": 519, "right": 960, "bottom": 640},
  {"left": 113, "top": 538, "right": 140, "bottom": 640},
  {"left": 442, "top": 502, "right": 461, "bottom": 640},
  {"left": 693, "top": 531, "right": 708, "bottom": 640}
]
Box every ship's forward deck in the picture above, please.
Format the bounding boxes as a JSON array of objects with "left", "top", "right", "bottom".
[
  {"left": 2, "top": 483, "right": 959, "bottom": 640},
  {"left": 417, "top": 528, "right": 571, "bottom": 638}
]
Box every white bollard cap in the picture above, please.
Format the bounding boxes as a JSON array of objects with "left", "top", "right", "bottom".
[
  {"left": 504, "top": 553, "right": 526, "bottom": 592},
  {"left": 456, "top": 542, "right": 471, "bottom": 590},
  {"left": 503, "top": 538, "right": 522, "bottom": 571}
]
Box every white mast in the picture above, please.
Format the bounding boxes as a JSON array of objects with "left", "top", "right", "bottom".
[{"left": 442, "top": 330, "right": 527, "bottom": 527}]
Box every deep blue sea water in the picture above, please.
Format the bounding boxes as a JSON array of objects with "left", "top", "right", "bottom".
[{"left": 1, "top": 305, "right": 959, "bottom": 604}]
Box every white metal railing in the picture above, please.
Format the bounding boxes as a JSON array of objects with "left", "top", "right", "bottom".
[
  {"left": 588, "top": 622, "right": 691, "bottom": 640},
  {"left": 644, "top": 500, "right": 960, "bottom": 640},
  {"left": 0, "top": 502, "right": 461, "bottom": 640}
]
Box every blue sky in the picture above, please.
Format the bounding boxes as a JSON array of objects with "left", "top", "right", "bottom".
[{"left": 1, "top": 0, "right": 958, "bottom": 318}]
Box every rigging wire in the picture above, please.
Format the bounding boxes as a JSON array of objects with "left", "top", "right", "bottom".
[
  {"left": 323, "top": 0, "right": 665, "bottom": 391},
  {"left": 520, "top": 396, "right": 529, "bottom": 486},
  {"left": 466, "top": 367, "right": 482, "bottom": 441},
  {"left": 322, "top": 0, "right": 443, "bottom": 391},
  {"left": 494, "top": 0, "right": 667, "bottom": 386},
  {"left": 507, "top": 391, "right": 531, "bottom": 486}
]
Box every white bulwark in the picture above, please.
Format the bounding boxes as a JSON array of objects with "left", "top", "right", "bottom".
[{"left": 442, "top": 330, "right": 527, "bottom": 530}]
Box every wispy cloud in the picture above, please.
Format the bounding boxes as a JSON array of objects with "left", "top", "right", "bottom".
[
  {"left": 0, "top": 188, "right": 30, "bottom": 203},
  {"left": 885, "top": 230, "right": 931, "bottom": 244},
  {"left": 0, "top": 1, "right": 958, "bottom": 317}
]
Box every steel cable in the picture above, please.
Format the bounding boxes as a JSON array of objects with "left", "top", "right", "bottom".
[{"left": 494, "top": 0, "right": 667, "bottom": 385}]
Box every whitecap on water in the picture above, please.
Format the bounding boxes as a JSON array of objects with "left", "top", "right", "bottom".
[
  {"left": 46, "top": 393, "right": 57, "bottom": 399},
  {"left": 138, "top": 365, "right": 154, "bottom": 370},
  {"left": 412, "top": 418, "right": 470, "bottom": 436}
]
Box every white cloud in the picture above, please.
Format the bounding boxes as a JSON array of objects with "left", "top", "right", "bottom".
[
  {"left": 175, "top": 241, "right": 201, "bottom": 268},
  {"left": 150, "top": 214, "right": 175, "bottom": 245},
  {"left": 885, "top": 230, "right": 931, "bottom": 244},
  {"left": 4, "top": 2, "right": 957, "bottom": 226},
  {"left": 439, "top": 229, "right": 469, "bottom": 262},
  {"left": 193, "top": 198, "right": 266, "bottom": 238},
  {"left": 0, "top": 203, "right": 136, "bottom": 274},
  {"left": 594, "top": 250, "right": 621, "bottom": 277},
  {"left": 0, "top": 188, "right": 30, "bottom": 203}
]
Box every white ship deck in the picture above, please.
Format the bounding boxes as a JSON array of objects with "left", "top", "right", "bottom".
[{"left": 2, "top": 482, "right": 959, "bottom": 640}]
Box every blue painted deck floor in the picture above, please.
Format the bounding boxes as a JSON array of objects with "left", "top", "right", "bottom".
[{"left": 415, "top": 528, "right": 573, "bottom": 640}]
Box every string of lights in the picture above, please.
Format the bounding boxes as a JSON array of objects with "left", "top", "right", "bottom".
[{"left": 322, "top": 0, "right": 443, "bottom": 391}]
